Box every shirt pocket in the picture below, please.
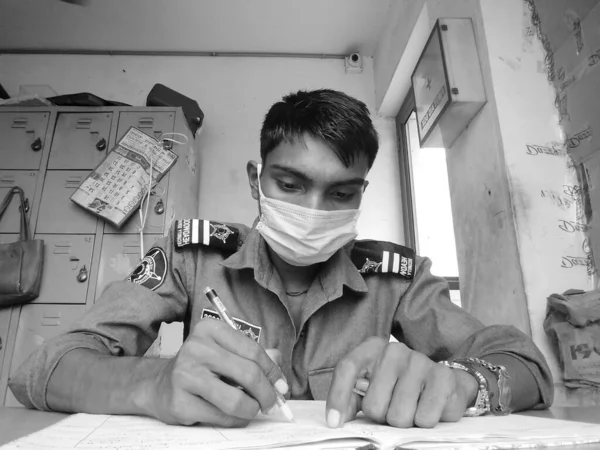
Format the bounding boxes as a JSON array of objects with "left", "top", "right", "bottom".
[{"left": 307, "top": 367, "right": 334, "bottom": 400}]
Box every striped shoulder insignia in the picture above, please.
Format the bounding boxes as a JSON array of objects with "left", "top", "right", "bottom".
[
  {"left": 175, "top": 219, "right": 239, "bottom": 251},
  {"left": 351, "top": 240, "right": 415, "bottom": 279}
]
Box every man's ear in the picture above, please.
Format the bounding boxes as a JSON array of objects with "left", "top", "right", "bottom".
[{"left": 247, "top": 160, "right": 260, "bottom": 201}]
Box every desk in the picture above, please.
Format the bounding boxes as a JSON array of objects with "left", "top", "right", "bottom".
[{"left": 1, "top": 406, "right": 599, "bottom": 448}]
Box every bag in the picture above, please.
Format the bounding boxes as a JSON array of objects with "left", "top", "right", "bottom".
[
  {"left": 543, "top": 288, "right": 600, "bottom": 388},
  {"left": 0, "top": 187, "right": 44, "bottom": 307}
]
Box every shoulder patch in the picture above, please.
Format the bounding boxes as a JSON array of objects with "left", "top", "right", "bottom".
[
  {"left": 125, "top": 247, "right": 168, "bottom": 290},
  {"left": 175, "top": 219, "right": 240, "bottom": 251},
  {"left": 351, "top": 240, "right": 415, "bottom": 279}
]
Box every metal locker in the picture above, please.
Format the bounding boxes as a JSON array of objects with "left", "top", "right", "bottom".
[
  {"left": 36, "top": 171, "right": 97, "bottom": 234},
  {"left": 0, "top": 171, "right": 38, "bottom": 234},
  {"left": 5, "top": 304, "right": 87, "bottom": 407},
  {"left": 48, "top": 113, "right": 113, "bottom": 170},
  {"left": 116, "top": 111, "right": 175, "bottom": 143},
  {"left": 95, "top": 234, "right": 162, "bottom": 301},
  {"left": 0, "top": 234, "right": 19, "bottom": 244},
  {"left": 103, "top": 174, "right": 170, "bottom": 234},
  {"left": 0, "top": 112, "right": 49, "bottom": 170},
  {"left": 0, "top": 308, "right": 11, "bottom": 379},
  {"left": 32, "top": 235, "right": 94, "bottom": 305}
]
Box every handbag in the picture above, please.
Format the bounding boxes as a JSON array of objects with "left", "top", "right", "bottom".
[{"left": 0, "top": 187, "right": 44, "bottom": 307}]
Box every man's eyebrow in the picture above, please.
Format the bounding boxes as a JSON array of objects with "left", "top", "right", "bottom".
[
  {"left": 269, "top": 164, "right": 366, "bottom": 186},
  {"left": 270, "top": 164, "right": 311, "bottom": 181}
]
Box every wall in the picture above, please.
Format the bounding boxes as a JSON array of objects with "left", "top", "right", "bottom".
[
  {"left": 420, "top": 0, "right": 532, "bottom": 333},
  {"left": 0, "top": 54, "right": 403, "bottom": 244},
  {"left": 375, "top": 0, "right": 599, "bottom": 404}
]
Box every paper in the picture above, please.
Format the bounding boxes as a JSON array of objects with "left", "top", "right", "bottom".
[
  {"left": 2, "top": 401, "right": 600, "bottom": 450},
  {"left": 70, "top": 127, "right": 177, "bottom": 228}
]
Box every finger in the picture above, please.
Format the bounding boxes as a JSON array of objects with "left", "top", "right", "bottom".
[
  {"left": 343, "top": 392, "right": 363, "bottom": 424},
  {"left": 440, "top": 390, "right": 466, "bottom": 423},
  {"left": 385, "top": 352, "right": 430, "bottom": 428},
  {"left": 176, "top": 390, "right": 252, "bottom": 428},
  {"left": 202, "top": 320, "right": 289, "bottom": 395},
  {"left": 186, "top": 341, "right": 278, "bottom": 415},
  {"left": 326, "top": 337, "right": 386, "bottom": 428},
  {"left": 413, "top": 365, "right": 455, "bottom": 428},
  {"left": 361, "top": 343, "right": 407, "bottom": 424}
]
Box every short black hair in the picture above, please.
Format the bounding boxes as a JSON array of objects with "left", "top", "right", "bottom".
[{"left": 260, "top": 89, "right": 379, "bottom": 169}]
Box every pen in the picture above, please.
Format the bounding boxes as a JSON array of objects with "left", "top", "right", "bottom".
[{"left": 203, "top": 286, "right": 295, "bottom": 422}]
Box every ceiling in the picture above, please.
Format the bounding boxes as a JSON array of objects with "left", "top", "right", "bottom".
[{"left": 0, "top": 0, "right": 395, "bottom": 57}]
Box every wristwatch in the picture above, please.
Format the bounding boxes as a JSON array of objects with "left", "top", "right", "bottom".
[{"left": 439, "top": 360, "right": 491, "bottom": 417}]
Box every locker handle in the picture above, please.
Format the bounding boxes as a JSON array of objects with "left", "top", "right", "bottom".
[
  {"left": 31, "top": 137, "right": 43, "bottom": 151},
  {"left": 96, "top": 138, "right": 107, "bottom": 151},
  {"left": 76, "top": 118, "right": 93, "bottom": 129},
  {"left": 138, "top": 118, "right": 154, "bottom": 127},
  {"left": 11, "top": 118, "right": 28, "bottom": 128}
]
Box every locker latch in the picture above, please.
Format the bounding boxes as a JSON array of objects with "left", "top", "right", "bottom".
[
  {"left": 154, "top": 199, "right": 165, "bottom": 215},
  {"left": 77, "top": 265, "right": 88, "bottom": 283},
  {"left": 31, "top": 137, "right": 43, "bottom": 152},
  {"left": 96, "top": 138, "right": 107, "bottom": 151}
]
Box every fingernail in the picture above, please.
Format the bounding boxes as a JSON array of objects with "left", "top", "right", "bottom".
[
  {"left": 275, "top": 379, "right": 288, "bottom": 395},
  {"left": 327, "top": 409, "right": 341, "bottom": 428}
]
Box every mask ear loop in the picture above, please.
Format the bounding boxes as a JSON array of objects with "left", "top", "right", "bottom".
[{"left": 137, "top": 133, "right": 190, "bottom": 259}]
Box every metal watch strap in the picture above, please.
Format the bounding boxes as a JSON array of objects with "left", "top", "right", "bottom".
[
  {"left": 457, "top": 357, "right": 513, "bottom": 415},
  {"left": 439, "top": 360, "right": 491, "bottom": 417}
]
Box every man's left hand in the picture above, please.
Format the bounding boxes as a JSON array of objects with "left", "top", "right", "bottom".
[{"left": 326, "top": 337, "right": 478, "bottom": 428}]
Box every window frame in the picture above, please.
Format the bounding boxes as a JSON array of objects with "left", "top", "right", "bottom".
[{"left": 395, "top": 89, "right": 459, "bottom": 292}]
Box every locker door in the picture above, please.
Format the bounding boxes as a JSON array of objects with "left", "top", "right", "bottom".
[
  {"left": 0, "top": 234, "right": 19, "bottom": 244},
  {"left": 116, "top": 111, "right": 175, "bottom": 143},
  {"left": 48, "top": 113, "right": 113, "bottom": 170},
  {"left": 0, "top": 112, "right": 49, "bottom": 170},
  {"left": 32, "top": 235, "right": 94, "bottom": 304},
  {"left": 36, "top": 171, "right": 97, "bottom": 234},
  {"left": 5, "top": 304, "right": 87, "bottom": 407},
  {"left": 0, "top": 308, "right": 11, "bottom": 382},
  {"left": 103, "top": 174, "right": 169, "bottom": 234},
  {"left": 0, "top": 171, "right": 39, "bottom": 234},
  {"left": 95, "top": 234, "right": 162, "bottom": 301}
]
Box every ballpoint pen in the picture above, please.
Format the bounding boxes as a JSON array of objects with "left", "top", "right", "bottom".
[{"left": 203, "top": 286, "right": 295, "bottom": 422}]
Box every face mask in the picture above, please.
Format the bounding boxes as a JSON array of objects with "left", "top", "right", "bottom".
[{"left": 255, "top": 164, "right": 361, "bottom": 266}]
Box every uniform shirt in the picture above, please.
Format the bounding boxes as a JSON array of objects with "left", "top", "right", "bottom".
[{"left": 8, "top": 220, "right": 554, "bottom": 411}]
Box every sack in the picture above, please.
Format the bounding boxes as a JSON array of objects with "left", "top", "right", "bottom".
[
  {"left": 544, "top": 288, "right": 600, "bottom": 388},
  {"left": 0, "top": 187, "right": 44, "bottom": 307}
]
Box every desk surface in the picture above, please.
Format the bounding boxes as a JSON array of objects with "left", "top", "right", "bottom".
[{"left": 1, "top": 406, "right": 600, "bottom": 448}]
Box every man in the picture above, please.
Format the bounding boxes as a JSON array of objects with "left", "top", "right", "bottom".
[{"left": 9, "top": 89, "right": 552, "bottom": 429}]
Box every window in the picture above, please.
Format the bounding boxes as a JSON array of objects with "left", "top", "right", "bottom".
[{"left": 396, "top": 89, "right": 461, "bottom": 306}]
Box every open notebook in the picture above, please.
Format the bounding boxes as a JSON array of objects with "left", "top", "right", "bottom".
[{"left": 2, "top": 401, "right": 600, "bottom": 450}]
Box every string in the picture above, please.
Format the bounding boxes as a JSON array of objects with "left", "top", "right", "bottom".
[{"left": 137, "top": 132, "right": 189, "bottom": 259}]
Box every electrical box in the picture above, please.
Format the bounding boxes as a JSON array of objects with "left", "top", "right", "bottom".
[{"left": 412, "top": 18, "right": 487, "bottom": 148}]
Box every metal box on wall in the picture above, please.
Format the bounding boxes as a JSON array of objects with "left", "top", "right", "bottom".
[{"left": 412, "top": 18, "right": 487, "bottom": 149}]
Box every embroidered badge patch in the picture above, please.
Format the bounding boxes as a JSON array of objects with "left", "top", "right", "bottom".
[
  {"left": 125, "top": 247, "right": 168, "bottom": 291},
  {"left": 201, "top": 308, "right": 262, "bottom": 343}
]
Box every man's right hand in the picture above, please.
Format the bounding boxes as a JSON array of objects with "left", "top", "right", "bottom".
[{"left": 144, "top": 319, "right": 288, "bottom": 427}]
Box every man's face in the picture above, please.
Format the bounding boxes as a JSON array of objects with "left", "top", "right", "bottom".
[{"left": 250, "top": 133, "right": 370, "bottom": 211}]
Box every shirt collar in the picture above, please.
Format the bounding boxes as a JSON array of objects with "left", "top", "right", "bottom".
[{"left": 221, "top": 222, "right": 368, "bottom": 297}]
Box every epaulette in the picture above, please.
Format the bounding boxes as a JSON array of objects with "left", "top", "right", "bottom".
[
  {"left": 175, "top": 219, "right": 240, "bottom": 252},
  {"left": 351, "top": 240, "right": 415, "bottom": 279}
]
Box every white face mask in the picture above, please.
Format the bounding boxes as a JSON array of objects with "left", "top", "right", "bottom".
[{"left": 254, "top": 164, "right": 361, "bottom": 266}]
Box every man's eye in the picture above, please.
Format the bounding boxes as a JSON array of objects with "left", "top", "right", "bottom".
[
  {"left": 277, "top": 180, "right": 300, "bottom": 191},
  {"left": 332, "top": 191, "right": 354, "bottom": 201}
]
